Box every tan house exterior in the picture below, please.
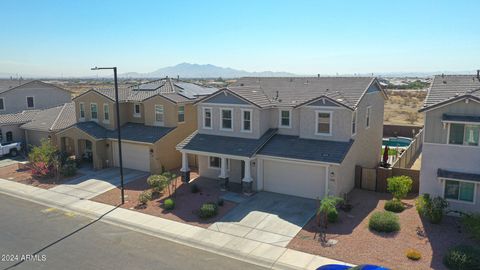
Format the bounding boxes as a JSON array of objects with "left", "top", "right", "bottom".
[
  {"left": 55, "top": 78, "right": 216, "bottom": 173},
  {"left": 178, "top": 77, "right": 386, "bottom": 199}
]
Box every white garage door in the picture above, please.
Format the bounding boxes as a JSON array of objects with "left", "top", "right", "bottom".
[
  {"left": 263, "top": 159, "right": 326, "bottom": 199},
  {"left": 112, "top": 142, "right": 150, "bottom": 172}
]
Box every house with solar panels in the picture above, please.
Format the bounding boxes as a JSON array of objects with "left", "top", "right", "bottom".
[
  {"left": 419, "top": 72, "right": 480, "bottom": 213},
  {"left": 55, "top": 78, "right": 217, "bottom": 173}
]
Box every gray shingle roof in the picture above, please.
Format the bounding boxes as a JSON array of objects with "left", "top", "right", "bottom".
[
  {"left": 0, "top": 79, "right": 33, "bottom": 93},
  {"left": 181, "top": 129, "right": 277, "bottom": 157},
  {"left": 420, "top": 75, "right": 480, "bottom": 111},
  {"left": 88, "top": 78, "right": 217, "bottom": 103},
  {"left": 442, "top": 114, "right": 480, "bottom": 123},
  {"left": 228, "top": 77, "right": 377, "bottom": 108},
  {"left": 21, "top": 103, "right": 76, "bottom": 132},
  {"left": 258, "top": 135, "right": 353, "bottom": 164},
  {"left": 0, "top": 80, "right": 71, "bottom": 94},
  {"left": 0, "top": 110, "right": 40, "bottom": 126},
  {"left": 438, "top": 169, "right": 480, "bottom": 182},
  {"left": 74, "top": 121, "right": 174, "bottom": 143}
]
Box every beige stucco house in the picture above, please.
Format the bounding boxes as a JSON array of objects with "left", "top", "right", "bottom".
[
  {"left": 55, "top": 78, "right": 216, "bottom": 173},
  {"left": 178, "top": 77, "right": 386, "bottom": 199},
  {"left": 419, "top": 73, "right": 480, "bottom": 213}
]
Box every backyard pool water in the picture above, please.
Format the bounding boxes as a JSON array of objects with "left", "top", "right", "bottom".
[{"left": 382, "top": 137, "right": 412, "bottom": 147}]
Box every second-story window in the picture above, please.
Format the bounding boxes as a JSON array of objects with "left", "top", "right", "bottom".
[
  {"left": 449, "top": 123, "right": 479, "bottom": 146},
  {"left": 241, "top": 109, "right": 252, "bottom": 132},
  {"left": 221, "top": 108, "right": 233, "bottom": 131},
  {"left": 366, "top": 106, "right": 371, "bottom": 128},
  {"left": 79, "top": 103, "right": 85, "bottom": 119},
  {"left": 178, "top": 105, "right": 185, "bottom": 123},
  {"left": 155, "top": 105, "right": 164, "bottom": 124},
  {"left": 203, "top": 107, "right": 212, "bottom": 129},
  {"left": 352, "top": 110, "right": 357, "bottom": 135},
  {"left": 26, "top": 96, "right": 34, "bottom": 108},
  {"left": 316, "top": 111, "right": 331, "bottom": 135},
  {"left": 91, "top": 103, "right": 98, "bottom": 120},
  {"left": 133, "top": 103, "right": 141, "bottom": 117},
  {"left": 279, "top": 110, "right": 291, "bottom": 128},
  {"left": 103, "top": 104, "right": 109, "bottom": 122},
  {"left": 0, "top": 98, "right": 4, "bottom": 111}
]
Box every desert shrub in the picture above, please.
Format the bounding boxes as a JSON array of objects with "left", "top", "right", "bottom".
[
  {"left": 416, "top": 194, "right": 449, "bottom": 224},
  {"left": 30, "top": 162, "right": 54, "bottom": 178},
  {"left": 327, "top": 208, "right": 339, "bottom": 223},
  {"left": 138, "top": 190, "right": 152, "bottom": 205},
  {"left": 387, "top": 175, "right": 412, "bottom": 201},
  {"left": 163, "top": 198, "right": 175, "bottom": 210},
  {"left": 462, "top": 214, "right": 480, "bottom": 242},
  {"left": 443, "top": 245, "right": 480, "bottom": 270},
  {"left": 198, "top": 203, "right": 218, "bottom": 219},
  {"left": 147, "top": 174, "right": 168, "bottom": 193},
  {"left": 190, "top": 183, "right": 200, "bottom": 193},
  {"left": 217, "top": 198, "right": 224, "bottom": 207},
  {"left": 406, "top": 249, "right": 422, "bottom": 261},
  {"left": 384, "top": 199, "right": 405, "bottom": 213},
  {"left": 369, "top": 211, "right": 400, "bottom": 233}
]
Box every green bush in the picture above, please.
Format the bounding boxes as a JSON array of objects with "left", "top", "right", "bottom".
[
  {"left": 199, "top": 203, "right": 218, "bottom": 219},
  {"left": 384, "top": 199, "right": 405, "bottom": 213},
  {"left": 443, "top": 245, "right": 480, "bottom": 270},
  {"left": 327, "top": 208, "right": 339, "bottom": 223},
  {"left": 416, "top": 194, "right": 449, "bottom": 224},
  {"left": 138, "top": 190, "right": 152, "bottom": 205},
  {"left": 387, "top": 175, "right": 413, "bottom": 201},
  {"left": 369, "top": 211, "right": 400, "bottom": 233},
  {"left": 462, "top": 214, "right": 480, "bottom": 242},
  {"left": 147, "top": 175, "right": 168, "bottom": 193},
  {"left": 163, "top": 198, "right": 175, "bottom": 210},
  {"left": 60, "top": 161, "right": 77, "bottom": 177},
  {"left": 190, "top": 183, "right": 200, "bottom": 193}
]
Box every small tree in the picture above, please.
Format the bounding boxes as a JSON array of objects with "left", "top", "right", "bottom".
[
  {"left": 317, "top": 196, "right": 343, "bottom": 229},
  {"left": 162, "top": 171, "right": 178, "bottom": 197},
  {"left": 28, "top": 138, "right": 59, "bottom": 178},
  {"left": 387, "top": 175, "right": 413, "bottom": 201}
]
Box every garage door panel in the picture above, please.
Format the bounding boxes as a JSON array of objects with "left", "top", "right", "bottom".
[
  {"left": 112, "top": 142, "right": 150, "bottom": 172},
  {"left": 263, "top": 159, "right": 325, "bottom": 199}
]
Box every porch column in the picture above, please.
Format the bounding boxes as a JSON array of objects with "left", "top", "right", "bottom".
[
  {"left": 218, "top": 157, "right": 229, "bottom": 190},
  {"left": 242, "top": 159, "right": 253, "bottom": 195},
  {"left": 180, "top": 152, "right": 190, "bottom": 183}
]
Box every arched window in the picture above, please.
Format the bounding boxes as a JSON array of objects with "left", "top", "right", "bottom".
[{"left": 6, "top": 131, "right": 13, "bottom": 142}]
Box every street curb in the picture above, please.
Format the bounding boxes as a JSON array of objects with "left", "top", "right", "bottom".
[{"left": 0, "top": 187, "right": 318, "bottom": 270}]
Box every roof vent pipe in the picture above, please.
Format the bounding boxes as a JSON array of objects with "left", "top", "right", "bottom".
[
  {"left": 477, "top": 69, "right": 479, "bottom": 79},
  {"left": 177, "top": 75, "right": 180, "bottom": 81},
  {"left": 275, "top": 90, "right": 279, "bottom": 100}
]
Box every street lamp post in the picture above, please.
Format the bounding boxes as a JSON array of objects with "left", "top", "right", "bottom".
[{"left": 91, "top": 66, "right": 125, "bottom": 205}]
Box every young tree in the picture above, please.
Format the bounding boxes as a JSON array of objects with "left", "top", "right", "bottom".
[
  {"left": 162, "top": 171, "right": 178, "bottom": 198},
  {"left": 28, "top": 138, "right": 59, "bottom": 178},
  {"left": 317, "top": 196, "right": 343, "bottom": 229},
  {"left": 387, "top": 175, "right": 413, "bottom": 201}
]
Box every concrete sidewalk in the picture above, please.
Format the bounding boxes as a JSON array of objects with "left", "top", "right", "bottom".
[{"left": 0, "top": 179, "right": 352, "bottom": 270}]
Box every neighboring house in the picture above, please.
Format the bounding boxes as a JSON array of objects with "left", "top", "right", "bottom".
[
  {"left": 21, "top": 103, "right": 76, "bottom": 148},
  {"left": 0, "top": 110, "right": 40, "bottom": 145},
  {"left": 178, "top": 77, "right": 386, "bottom": 199},
  {"left": 419, "top": 73, "right": 480, "bottom": 213},
  {"left": 0, "top": 80, "right": 72, "bottom": 114},
  {"left": 55, "top": 78, "right": 216, "bottom": 172}
]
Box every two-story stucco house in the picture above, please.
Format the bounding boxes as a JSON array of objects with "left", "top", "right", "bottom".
[
  {"left": 419, "top": 73, "right": 480, "bottom": 213},
  {"left": 178, "top": 77, "right": 386, "bottom": 199},
  {"left": 56, "top": 78, "right": 216, "bottom": 173}
]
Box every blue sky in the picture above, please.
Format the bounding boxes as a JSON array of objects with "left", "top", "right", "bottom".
[{"left": 1, "top": 0, "right": 479, "bottom": 77}]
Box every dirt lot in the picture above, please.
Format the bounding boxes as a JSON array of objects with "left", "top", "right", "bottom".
[
  {"left": 384, "top": 90, "right": 427, "bottom": 126},
  {"left": 288, "top": 189, "right": 476, "bottom": 270},
  {"left": 91, "top": 173, "right": 237, "bottom": 228},
  {"left": 0, "top": 163, "right": 81, "bottom": 189}
]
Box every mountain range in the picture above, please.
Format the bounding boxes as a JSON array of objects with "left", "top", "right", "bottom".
[{"left": 120, "top": 63, "right": 296, "bottom": 78}]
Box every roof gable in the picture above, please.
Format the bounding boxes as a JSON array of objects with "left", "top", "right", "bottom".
[
  {"left": 0, "top": 80, "right": 72, "bottom": 95},
  {"left": 198, "top": 89, "right": 256, "bottom": 106}
]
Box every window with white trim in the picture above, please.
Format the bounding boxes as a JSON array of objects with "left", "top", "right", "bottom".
[
  {"left": 448, "top": 123, "right": 479, "bottom": 146},
  {"left": 155, "top": 104, "right": 164, "bottom": 124},
  {"left": 0, "top": 98, "right": 4, "bottom": 111},
  {"left": 26, "top": 96, "right": 34, "bottom": 108},
  {"left": 352, "top": 110, "right": 357, "bottom": 135},
  {"left": 444, "top": 179, "right": 475, "bottom": 203},
  {"left": 221, "top": 108, "right": 233, "bottom": 130},
  {"left": 241, "top": 109, "right": 252, "bottom": 132},
  {"left": 279, "top": 110, "right": 291, "bottom": 128},
  {"left": 178, "top": 105, "right": 185, "bottom": 123},
  {"left": 133, "top": 103, "right": 141, "bottom": 117},
  {"left": 103, "top": 103, "right": 109, "bottom": 122},
  {"left": 208, "top": 156, "right": 229, "bottom": 170},
  {"left": 90, "top": 103, "right": 98, "bottom": 120},
  {"left": 79, "top": 103, "right": 85, "bottom": 119},
  {"left": 366, "top": 106, "right": 371, "bottom": 128},
  {"left": 203, "top": 107, "right": 212, "bottom": 129},
  {"left": 316, "top": 111, "right": 331, "bottom": 135}
]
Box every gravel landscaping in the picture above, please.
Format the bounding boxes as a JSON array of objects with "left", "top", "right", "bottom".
[
  {"left": 0, "top": 163, "right": 81, "bottom": 189},
  {"left": 288, "top": 189, "right": 477, "bottom": 270},
  {"left": 91, "top": 172, "right": 237, "bottom": 228}
]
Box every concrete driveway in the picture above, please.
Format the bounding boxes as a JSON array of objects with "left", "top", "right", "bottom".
[
  {"left": 49, "top": 167, "right": 148, "bottom": 200},
  {"left": 209, "top": 192, "right": 316, "bottom": 247}
]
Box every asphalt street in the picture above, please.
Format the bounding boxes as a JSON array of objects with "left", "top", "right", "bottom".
[{"left": 0, "top": 194, "right": 268, "bottom": 270}]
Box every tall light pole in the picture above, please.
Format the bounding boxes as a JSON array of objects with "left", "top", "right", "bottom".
[{"left": 91, "top": 66, "right": 125, "bottom": 204}]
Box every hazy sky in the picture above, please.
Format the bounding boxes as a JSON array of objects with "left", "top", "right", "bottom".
[{"left": 1, "top": 0, "right": 479, "bottom": 77}]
